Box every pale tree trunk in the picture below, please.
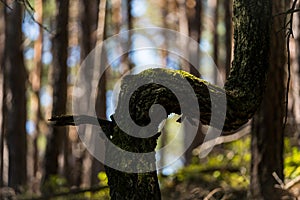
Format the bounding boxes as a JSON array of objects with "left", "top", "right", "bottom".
[
  {"left": 4, "top": 1, "right": 27, "bottom": 192},
  {"left": 31, "top": 0, "right": 43, "bottom": 180},
  {"left": 224, "top": 0, "right": 232, "bottom": 78},
  {"left": 293, "top": 3, "right": 300, "bottom": 145},
  {"left": 250, "top": 0, "right": 286, "bottom": 199},
  {"left": 0, "top": 2, "right": 6, "bottom": 188},
  {"left": 42, "top": 0, "right": 69, "bottom": 193}
]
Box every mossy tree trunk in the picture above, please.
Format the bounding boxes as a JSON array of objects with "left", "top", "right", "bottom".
[{"left": 51, "top": 0, "right": 272, "bottom": 199}]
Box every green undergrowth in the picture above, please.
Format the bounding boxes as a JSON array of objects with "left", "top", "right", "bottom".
[
  {"left": 284, "top": 138, "right": 300, "bottom": 180},
  {"left": 160, "top": 136, "right": 300, "bottom": 199},
  {"left": 17, "top": 136, "right": 300, "bottom": 199}
]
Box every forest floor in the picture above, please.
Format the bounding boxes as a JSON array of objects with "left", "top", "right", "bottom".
[{"left": 160, "top": 173, "right": 247, "bottom": 200}]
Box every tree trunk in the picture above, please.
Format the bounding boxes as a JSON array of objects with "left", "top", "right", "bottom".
[
  {"left": 91, "top": 0, "right": 107, "bottom": 185},
  {"left": 184, "top": 0, "right": 204, "bottom": 165},
  {"left": 4, "top": 1, "right": 27, "bottom": 192},
  {"left": 213, "top": 0, "right": 219, "bottom": 84},
  {"left": 250, "top": 0, "right": 286, "bottom": 199},
  {"left": 0, "top": 3, "right": 5, "bottom": 188},
  {"left": 51, "top": 0, "right": 272, "bottom": 199},
  {"left": 42, "top": 0, "right": 69, "bottom": 192},
  {"left": 32, "top": 0, "right": 43, "bottom": 179},
  {"left": 78, "top": 0, "right": 103, "bottom": 187},
  {"left": 224, "top": 0, "right": 232, "bottom": 78}
]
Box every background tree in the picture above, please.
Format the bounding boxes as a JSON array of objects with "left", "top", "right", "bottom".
[
  {"left": 250, "top": 0, "right": 287, "bottom": 198},
  {"left": 224, "top": 0, "right": 232, "bottom": 77},
  {"left": 4, "top": 1, "right": 27, "bottom": 192},
  {"left": 42, "top": 0, "right": 69, "bottom": 192},
  {"left": 92, "top": 0, "right": 107, "bottom": 186},
  {"left": 0, "top": 2, "right": 6, "bottom": 188},
  {"left": 78, "top": 0, "right": 102, "bottom": 187},
  {"left": 184, "top": 0, "right": 204, "bottom": 165},
  {"left": 31, "top": 0, "right": 43, "bottom": 179}
]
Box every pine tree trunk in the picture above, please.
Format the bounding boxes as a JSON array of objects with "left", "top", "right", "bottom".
[
  {"left": 250, "top": 0, "right": 286, "bottom": 199},
  {"left": 78, "top": 0, "right": 103, "bottom": 187},
  {"left": 4, "top": 1, "right": 27, "bottom": 192},
  {"left": 0, "top": 2, "right": 5, "bottom": 188},
  {"left": 184, "top": 0, "right": 204, "bottom": 165},
  {"left": 224, "top": 0, "right": 232, "bottom": 78},
  {"left": 42, "top": 0, "right": 69, "bottom": 192},
  {"left": 32, "top": 0, "right": 43, "bottom": 179}
]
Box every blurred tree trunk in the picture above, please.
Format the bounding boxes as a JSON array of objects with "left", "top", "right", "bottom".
[
  {"left": 127, "top": 0, "right": 133, "bottom": 31},
  {"left": 77, "top": 0, "right": 101, "bottom": 187},
  {"left": 294, "top": 4, "right": 300, "bottom": 145},
  {"left": 223, "top": 0, "right": 232, "bottom": 78},
  {"left": 4, "top": 1, "right": 27, "bottom": 192},
  {"left": 159, "top": 0, "right": 169, "bottom": 170},
  {"left": 42, "top": 0, "right": 69, "bottom": 192},
  {"left": 184, "top": 0, "right": 204, "bottom": 165},
  {"left": 31, "top": 0, "right": 43, "bottom": 179},
  {"left": 213, "top": 0, "right": 219, "bottom": 84},
  {"left": 0, "top": 3, "right": 5, "bottom": 188},
  {"left": 250, "top": 0, "right": 286, "bottom": 199},
  {"left": 92, "top": 0, "right": 107, "bottom": 186},
  {"left": 126, "top": 0, "right": 134, "bottom": 70}
]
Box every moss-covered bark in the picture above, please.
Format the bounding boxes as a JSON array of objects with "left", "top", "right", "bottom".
[{"left": 51, "top": 0, "right": 272, "bottom": 199}]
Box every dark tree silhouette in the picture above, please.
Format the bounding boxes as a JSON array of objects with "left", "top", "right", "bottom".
[
  {"left": 42, "top": 0, "right": 69, "bottom": 193},
  {"left": 4, "top": 1, "right": 27, "bottom": 192}
]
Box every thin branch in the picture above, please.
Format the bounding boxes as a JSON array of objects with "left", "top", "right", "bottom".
[
  {"left": 1, "top": 0, "right": 52, "bottom": 34},
  {"left": 274, "top": 8, "right": 300, "bottom": 17},
  {"left": 0, "top": 0, "right": 12, "bottom": 10},
  {"left": 193, "top": 124, "right": 250, "bottom": 156},
  {"left": 49, "top": 115, "right": 113, "bottom": 136},
  {"left": 272, "top": 172, "right": 285, "bottom": 188},
  {"left": 285, "top": 175, "right": 300, "bottom": 190},
  {"left": 22, "top": 0, "right": 52, "bottom": 34},
  {"left": 49, "top": 114, "right": 112, "bottom": 127},
  {"left": 204, "top": 188, "right": 224, "bottom": 200}
]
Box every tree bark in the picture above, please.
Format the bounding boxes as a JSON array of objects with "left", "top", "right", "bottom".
[
  {"left": 250, "top": 0, "right": 286, "bottom": 199},
  {"left": 4, "top": 1, "right": 27, "bottom": 192},
  {"left": 51, "top": 0, "right": 272, "bottom": 199},
  {"left": 42, "top": 0, "right": 69, "bottom": 193},
  {"left": 0, "top": 2, "right": 6, "bottom": 188}
]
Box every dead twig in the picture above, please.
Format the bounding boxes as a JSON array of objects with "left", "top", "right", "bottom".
[{"left": 204, "top": 188, "right": 224, "bottom": 200}]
